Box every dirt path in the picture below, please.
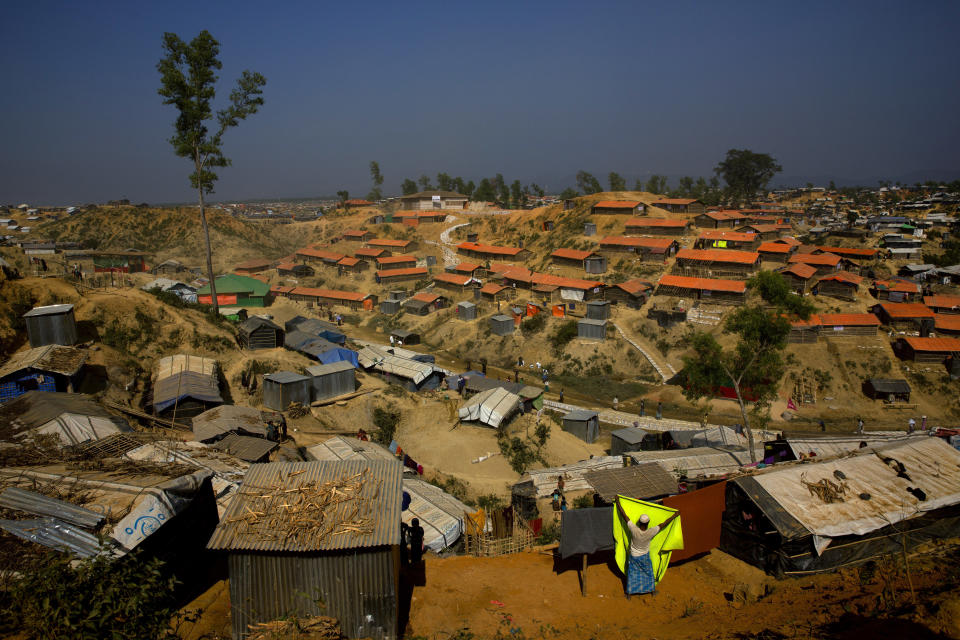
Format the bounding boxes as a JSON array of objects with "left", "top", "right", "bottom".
[
  {"left": 429, "top": 217, "right": 469, "bottom": 267},
  {"left": 611, "top": 321, "right": 673, "bottom": 381}
]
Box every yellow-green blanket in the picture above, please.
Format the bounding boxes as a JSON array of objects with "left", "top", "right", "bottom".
[{"left": 613, "top": 495, "right": 684, "bottom": 582}]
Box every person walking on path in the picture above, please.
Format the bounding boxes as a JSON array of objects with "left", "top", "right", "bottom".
[
  {"left": 857, "top": 417, "right": 864, "bottom": 434},
  {"left": 640, "top": 399, "right": 645, "bottom": 417},
  {"left": 558, "top": 389, "right": 564, "bottom": 403},
  {"left": 908, "top": 417, "right": 916, "bottom": 433},
  {"left": 613, "top": 396, "right": 619, "bottom": 411},
  {"left": 656, "top": 402, "right": 662, "bottom": 420},
  {"left": 616, "top": 497, "right": 678, "bottom": 598}
]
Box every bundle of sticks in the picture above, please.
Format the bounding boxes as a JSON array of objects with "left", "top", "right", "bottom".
[
  {"left": 226, "top": 468, "right": 379, "bottom": 546},
  {"left": 247, "top": 615, "right": 342, "bottom": 640},
  {"left": 800, "top": 472, "right": 848, "bottom": 504}
]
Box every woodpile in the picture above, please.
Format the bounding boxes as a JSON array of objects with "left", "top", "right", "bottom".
[
  {"left": 247, "top": 615, "right": 343, "bottom": 640},
  {"left": 223, "top": 469, "right": 377, "bottom": 547}
]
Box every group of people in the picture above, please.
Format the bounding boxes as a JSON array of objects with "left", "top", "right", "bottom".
[
  {"left": 550, "top": 474, "right": 567, "bottom": 518},
  {"left": 400, "top": 518, "right": 425, "bottom": 566}
]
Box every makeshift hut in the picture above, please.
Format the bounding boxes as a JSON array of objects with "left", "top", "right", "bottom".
[
  {"left": 403, "top": 292, "right": 446, "bottom": 316},
  {"left": 191, "top": 405, "right": 270, "bottom": 443},
  {"left": 695, "top": 230, "right": 759, "bottom": 251},
  {"left": 873, "top": 302, "right": 935, "bottom": 330},
  {"left": 458, "top": 387, "right": 520, "bottom": 429},
  {"left": 0, "top": 391, "right": 131, "bottom": 447},
  {"left": 276, "top": 262, "right": 314, "bottom": 277},
  {"left": 152, "top": 356, "right": 222, "bottom": 421},
  {"left": 237, "top": 316, "right": 284, "bottom": 350},
  {"left": 380, "top": 299, "right": 401, "bottom": 314},
  {"left": 585, "top": 300, "right": 611, "bottom": 320},
  {"left": 720, "top": 438, "right": 960, "bottom": 576},
  {"left": 577, "top": 318, "right": 606, "bottom": 341},
  {"left": 490, "top": 314, "right": 514, "bottom": 336},
  {"left": 779, "top": 263, "right": 818, "bottom": 295},
  {"left": 306, "top": 361, "right": 356, "bottom": 402},
  {"left": 456, "top": 301, "right": 477, "bottom": 320},
  {"left": 211, "top": 433, "right": 278, "bottom": 463},
  {"left": 401, "top": 477, "right": 472, "bottom": 552},
  {"left": 592, "top": 200, "right": 645, "bottom": 215},
  {"left": 674, "top": 248, "right": 760, "bottom": 278},
  {"left": 262, "top": 372, "right": 312, "bottom": 411},
  {"left": 0, "top": 345, "right": 87, "bottom": 402},
  {"left": 207, "top": 460, "right": 402, "bottom": 640},
  {"left": 626, "top": 447, "right": 757, "bottom": 480},
  {"left": 562, "top": 409, "right": 600, "bottom": 443},
  {"left": 604, "top": 279, "right": 653, "bottom": 309},
  {"left": 610, "top": 426, "right": 647, "bottom": 456},
  {"left": 598, "top": 236, "right": 678, "bottom": 261},
  {"left": 389, "top": 329, "right": 420, "bottom": 345},
  {"left": 583, "top": 463, "right": 678, "bottom": 503},
  {"left": 624, "top": 218, "right": 690, "bottom": 236},
  {"left": 23, "top": 304, "right": 78, "bottom": 347},
  {"left": 358, "top": 346, "right": 440, "bottom": 392},
  {"left": 812, "top": 272, "right": 863, "bottom": 300}
]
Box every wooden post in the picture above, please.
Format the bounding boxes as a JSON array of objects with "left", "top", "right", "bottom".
[{"left": 580, "top": 553, "right": 588, "bottom": 596}]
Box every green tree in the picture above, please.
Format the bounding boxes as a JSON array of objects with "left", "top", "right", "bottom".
[
  {"left": 401, "top": 178, "right": 418, "bottom": 195},
  {"left": 464, "top": 180, "right": 476, "bottom": 199},
  {"left": 452, "top": 176, "right": 466, "bottom": 194},
  {"left": 337, "top": 190, "right": 349, "bottom": 206},
  {"left": 494, "top": 173, "right": 509, "bottom": 204},
  {"left": 828, "top": 180, "right": 837, "bottom": 191},
  {"left": 368, "top": 161, "right": 384, "bottom": 201},
  {"left": 681, "top": 307, "right": 791, "bottom": 462},
  {"left": 644, "top": 174, "right": 668, "bottom": 194},
  {"left": 436, "top": 172, "right": 453, "bottom": 191},
  {"left": 510, "top": 180, "right": 524, "bottom": 208},
  {"left": 529, "top": 183, "right": 545, "bottom": 197},
  {"left": 677, "top": 176, "right": 694, "bottom": 197},
  {"left": 418, "top": 174, "right": 432, "bottom": 191},
  {"left": 576, "top": 170, "right": 603, "bottom": 194},
  {"left": 608, "top": 172, "right": 626, "bottom": 192},
  {"left": 846, "top": 210, "right": 858, "bottom": 227},
  {"left": 157, "top": 30, "right": 266, "bottom": 315},
  {"left": 714, "top": 149, "right": 783, "bottom": 205},
  {"left": 747, "top": 270, "right": 814, "bottom": 318},
  {"left": 474, "top": 178, "right": 496, "bottom": 202},
  {"left": 559, "top": 187, "right": 579, "bottom": 200}
]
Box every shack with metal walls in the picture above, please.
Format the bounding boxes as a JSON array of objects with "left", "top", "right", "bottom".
[
  {"left": 262, "top": 372, "right": 312, "bottom": 411},
  {"left": 562, "top": 409, "right": 600, "bottom": 443},
  {"left": 237, "top": 317, "right": 284, "bottom": 350},
  {"left": 490, "top": 314, "right": 514, "bottom": 336},
  {"left": 610, "top": 426, "right": 647, "bottom": 456},
  {"left": 457, "top": 301, "right": 477, "bottom": 320},
  {"left": 306, "top": 361, "right": 356, "bottom": 402},
  {"left": 585, "top": 300, "right": 611, "bottom": 321},
  {"left": 23, "top": 304, "right": 78, "bottom": 347},
  {"left": 577, "top": 318, "right": 606, "bottom": 340},
  {"left": 207, "top": 460, "right": 403, "bottom": 640}
]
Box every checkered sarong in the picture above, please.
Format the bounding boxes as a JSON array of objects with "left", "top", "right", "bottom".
[{"left": 627, "top": 552, "right": 655, "bottom": 594}]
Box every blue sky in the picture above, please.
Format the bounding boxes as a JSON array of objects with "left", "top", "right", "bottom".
[{"left": 2, "top": 0, "right": 959, "bottom": 204}]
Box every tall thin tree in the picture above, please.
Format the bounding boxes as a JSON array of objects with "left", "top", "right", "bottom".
[{"left": 157, "top": 30, "right": 266, "bottom": 315}]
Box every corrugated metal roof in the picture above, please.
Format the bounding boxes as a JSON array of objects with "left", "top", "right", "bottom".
[
  {"left": 626, "top": 218, "right": 688, "bottom": 227},
  {"left": 264, "top": 371, "right": 310, "bottom": 385},
  {"left": 307, "top": 436, "right": 399, "bottom": 464},
  {"left": 152, "top": 371, "right": 222, "bottom": 412},
  {"left": 746, "top": 438, "right": 960, "bottom": 538},
  {"left": 789, "top": 252, "right": 841, "bottom": 266},
  {"left": 155, "top": 354, "right": 217, "bottom": 380},
  {"left": 523, "top": 456, "right": 624, "bottom": 498},
  {"left": 676, "top": 248, "right": 760, "bottom": 264},
  {"left": 0, "top": 517, "right": 116, "bottom": 558},
  {"left": 657, "top": 274, "right": 746, "bottom": 293},
  {"left": 357, "top": 346, "right": 433, "bottom": 384},
  {"left": 306, "top": 361, "right": 355, "bottom": 376},
  {"left": 23, "top": 304, "right": 74, "bottom": 317},
  {"left": 0, "top": 486, "right": 105, "bottom": 528},
  {"left": 627, "top": 447, "right": 759, "bottom": 479},
  {"left": 192, "top": 405, "right": 270, "bottom": 442},
  {"left": 594, "top": 200, "right": 641, "bottom": 208},
  {"left": 901, "top": 336, "right": 960, "bottom": 352},
  {"left": 584, "top": 463, "right": 679, "bottom": 501},
  {"left": 207, "top": 460, "right": 402, "bottom": 552},
  {"left": 785, "top": 432, "right": 926, "bottom": 460},
  {"left": 212, "top": 433, "right": 278, "bottom": 462},
  {"left": 0, "top": 345, "right": 87, "bottom": 379},
  {"left": 600, "top": 236, "right": 675, "bottom": 249}
]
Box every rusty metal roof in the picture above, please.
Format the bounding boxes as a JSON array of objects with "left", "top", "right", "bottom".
[
  {"left": 583, "top": 463, "right": 679, "bottom": 502},
  {"left": 207, "top": 460, "right": 402, "bottom": 553}
]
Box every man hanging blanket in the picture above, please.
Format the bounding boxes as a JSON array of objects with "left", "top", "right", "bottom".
[{"left": 614, "top": 495, "right": 683, "bottom": 596}]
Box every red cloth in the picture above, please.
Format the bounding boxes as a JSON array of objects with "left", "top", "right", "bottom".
[{"left": 661, "top": 480, "right": 727, "bottom": 561}]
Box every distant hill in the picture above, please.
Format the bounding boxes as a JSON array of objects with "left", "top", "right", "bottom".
[{"left": 34, "top": 207, "right": 301, "bottom": 269}]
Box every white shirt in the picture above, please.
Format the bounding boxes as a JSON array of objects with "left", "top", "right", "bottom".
[{"left": 626, "top": 521, "right": 660, "bottom": 557}]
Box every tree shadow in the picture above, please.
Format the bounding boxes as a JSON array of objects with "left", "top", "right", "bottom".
[{"left": 816, "top": 613, "right": 953, "bottom": 640}]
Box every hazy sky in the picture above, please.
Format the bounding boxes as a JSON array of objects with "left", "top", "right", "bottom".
[{"left": 2, "top": 0, "right": 959, "bottom": 205}]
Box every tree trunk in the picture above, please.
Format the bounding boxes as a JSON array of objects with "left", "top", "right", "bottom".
[
  {"left": 732, "top": 380, "right": 757, "bottom": 463},
  {"left": 197, "top": 186, "right": 219, "bottom": 315}
]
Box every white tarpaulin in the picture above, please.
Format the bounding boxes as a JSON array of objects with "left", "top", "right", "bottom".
[
  {"left": 402, "top": 478, "right": 471, "bottom": 552},
  {"left": 357, "top": 346, "right": 433, "bottom": 384},
  {"left": 752, "top": 438, "right": 960, "bottom": 538},
  {"left": 560, "top": 288, "right": 584, "bottom": 301},
  {"left": 30, "top": 413, "right": 129, "bottom": 446},
  {"left": 524, "top": 456, "right": 624, "bottom": 498},
  {"left": 458, "top": 387, "right": 520, "bottom": 428}
]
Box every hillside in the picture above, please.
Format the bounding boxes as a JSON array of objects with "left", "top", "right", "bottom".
[{"left": 34, "top": 207, "right": 301, "bottom": 271}]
